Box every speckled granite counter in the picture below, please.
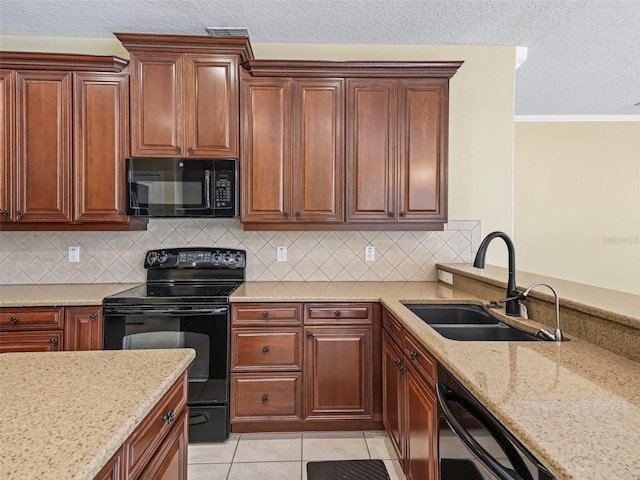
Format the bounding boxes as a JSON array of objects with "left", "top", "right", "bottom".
[
  {"left": 231, "top": 281, "right": 640, "bottom": 480},
  {"left": 0, "top": 349, "right": 195, "bottom": 480},
  {"left": 0, "top": 283, "right": 140, "bottom": 307}
]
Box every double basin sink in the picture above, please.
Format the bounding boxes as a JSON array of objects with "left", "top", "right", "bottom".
[{"left": 403, "top": 304, "right": 545, "bottom": 341}]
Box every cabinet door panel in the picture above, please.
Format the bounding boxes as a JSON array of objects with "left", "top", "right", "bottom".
[
  {"left": 130, "top": 52, "right": 183, "bottom": 156},
  {"left": 16, "top": 71, "right": 71, "bottom": 222},
  {"left": 74, "top": 73, "right": 128, "bottom": 222},
  {"left": 292, "top": 79, "right": 344, "bottom": 222},
  {"left": 404, "top": 363, "right": 438, "bottom": 480},
  {"left": 346, "top": 79, "right": 396, "bottom": 222},
  {"left": 64, "top": 305, "right": 102, "bottom": 351},
  {"left": 0, "top": 330, "right": 63, "bottom": 353},
  {"left": 304, "top": 326, "right": 372, "bottom": 418},
  {"left": 241, "top": 77, "right": 292, "bottom": 222},
  {"left": 382, "top": 332, "right": 405, "bottom": 462},
  {"left": 0, "top": 70, "right": 14, "bottom": 221},
  {"left": 185, "top": 55, "right": 238, "bottom": 157},
  {"left": 398, "top": 80, "right": 447, "bottom": 222},
  {"left": 135, "top": 410, "right": 187, "bottom": 480}
]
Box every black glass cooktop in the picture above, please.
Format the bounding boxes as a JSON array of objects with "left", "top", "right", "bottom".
[{"left": 104, "top": 282, "right": 242, "bottom": 305}]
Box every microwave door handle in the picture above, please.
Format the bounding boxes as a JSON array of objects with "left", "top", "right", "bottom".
[
  {"left": 436, "top": 383, "right": 526, "bottom": 480},
  {"left": 205, "top": 170, "right": 212, "bottom": 209}
]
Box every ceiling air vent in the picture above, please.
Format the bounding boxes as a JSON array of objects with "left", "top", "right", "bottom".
[{"left": 206, "top": 27, "right": 250, "bottom": 38}]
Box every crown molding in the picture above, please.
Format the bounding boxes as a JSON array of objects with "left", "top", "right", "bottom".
[{"left": 515, "top": 115, "right": 640, "bottom": 122}]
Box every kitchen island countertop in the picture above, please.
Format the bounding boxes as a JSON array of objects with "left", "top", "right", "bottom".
[{"left": 0, "top": 348, "right": 195, "bottom": 480}]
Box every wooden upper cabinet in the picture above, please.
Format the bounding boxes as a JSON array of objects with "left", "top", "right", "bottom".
[
  {"left": 117, "top": 33, "right": 254, "bottom": 159},
  {"left": 397, "top": 80, "right": 448, "bottom": 223},
  {"left": 74, "top": 73, "right": 129, "bottom": 223},
  {"left": 130, "top": 52, "right": 183, "bottom": 156},
  {"left": 185, "top": 55, "right": 238, "bottom": 157},
  {"left": 0, "top": 70, "right": 14, "bottom": 221},
  {"left": 346, "top": 79, "right": 396, "bottom": 222},
  {"left": 241, "top": 77, "right": 291, "bottom": 222},
  {"left": 292, "top": 79, "right": 344, "bottom": 223},
  {"left": 15, "top": 70, "right": 72, "bottom": 223},
  {"left": 240, "top": 74, "right": 345, "bottom": 225}
]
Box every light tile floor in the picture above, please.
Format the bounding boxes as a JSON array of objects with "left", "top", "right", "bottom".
[{"left": 188, "top": 431, "right": 406, "bottom": 480}]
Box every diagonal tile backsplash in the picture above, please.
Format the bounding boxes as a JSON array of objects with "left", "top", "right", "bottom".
[{"left": 0, "top": 219, "right": 480, "bottom": 284}]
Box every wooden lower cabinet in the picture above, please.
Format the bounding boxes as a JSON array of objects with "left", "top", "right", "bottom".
[
  {"left": 0, "top": 330, "right": 63, "bottom": 353},
  {"left": 0, "top": 305, "right": 102, "bottom": 353},
  {"left": 64, "top": 305, "right": 102, "bottom": 351},
  {"left": 230, "top": 302, "right": 382, "bottom": 432},
  {"left": 382, "top": 309, "right": 439, "bottom": 480},
  {"left": 304, "top": 325, "right": 372, "bottom": 418},
  {"left": 96, "top": 371, "right": 188, "bottom": 480}
]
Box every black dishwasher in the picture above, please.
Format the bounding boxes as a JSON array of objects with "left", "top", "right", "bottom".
[{"left": 437, "top": 364, "right": 556, "bottom": 480}]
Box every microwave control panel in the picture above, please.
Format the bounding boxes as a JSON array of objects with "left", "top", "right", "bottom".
[{"left": 214, "top": 170, "right": 234, "bottom": 210}]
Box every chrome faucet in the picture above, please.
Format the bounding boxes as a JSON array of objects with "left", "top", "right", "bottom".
[
  {"left": 519, "top": 282, "right": 563, "bottom": 342},
  {"left": 473, "top": 232, "right": 520, "bottom": 316}
]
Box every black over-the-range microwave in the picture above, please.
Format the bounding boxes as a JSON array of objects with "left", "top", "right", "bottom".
[{"left": 126, "top": 158, "right": 239, "bottom": 217}]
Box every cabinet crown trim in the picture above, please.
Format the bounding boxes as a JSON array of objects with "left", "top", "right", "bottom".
[
  {"left": 242, "top": 60, "right": 463, "bottom": 78},
  {"left": 115, "top": 33, "right": 254, "bottom": 61},
  {"left": 0, "top": 52, "right": 128, "bottom": 72}
]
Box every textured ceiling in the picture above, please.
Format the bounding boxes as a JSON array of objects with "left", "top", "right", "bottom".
[{"left": 1, "top": 0, "right": 639, "bottom": 115}]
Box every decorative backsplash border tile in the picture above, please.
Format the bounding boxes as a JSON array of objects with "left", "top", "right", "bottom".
[{"left": 0, "top": 219, "right": 480, "bottom": 284}]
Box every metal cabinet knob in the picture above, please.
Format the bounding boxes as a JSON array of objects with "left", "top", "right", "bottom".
[
  {"left": 334, "top": 310, "right": 342, "bottom": 318},
  {"left": 400, "top": 366, "right": 407, "bottom": 374},
  {"left": 1, "top": 210, "right": 9, "bottom": 217},
  {"left": 283, "top": 212, "right": 290, "bottom": 218},
  {"left": 409, "top": 351, "right": 418, "bottom": 360},
  {"left": 262, "top": 311, "right": 270, "bottom": 319},
  {"left": 50, "top": 338, "right": 58, "bottom": 345},
  {"left": 187, "top": 147, "right": 195, "bottom": 154},
  {"left": 10, "top": 316, "right": 19, "bottom": 325},
  {"left": 162, "top": 409, "right": 175, "bottom": 424},
  {"left": 175, "top": 146, "right": 182, "bottom": 154},
  {"left": 16, "top": 210, "right": 23, "bottom": 219},
  {"left": 262, "top": 346, "right": 270, "bottom": 354},
  {"left": 394, "top": 358, "right": 401, "bottom": 366},
  {"left": 295, "top": 211, "right": 301, "bottom": 217},
  {"left": 90, "top": 313, "right": 98, "bottom": 321},
  {"left": 118, "top": 211, "right": 125, "bottom": 217},
  {"left": 384, "top": 321, "right": 392, "bottom": 328},
  {"left": 400, "top": 212, "right": 407, "bottom": 217},
  {"left": 387, "top": 212, "right": 393, "bottom": 218},
  {"left": 306, "top": 331, "right": 314, "bottom": 339},
  {"left": 261, "top": 394, "right": 269, "bottom": 404}
]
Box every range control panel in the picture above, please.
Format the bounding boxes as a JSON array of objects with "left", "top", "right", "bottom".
[{"left": 144, "top": 248, "right": 246, "bottom": 269}]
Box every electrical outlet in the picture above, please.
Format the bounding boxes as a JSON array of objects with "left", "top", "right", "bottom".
[
  {"left": 438, "top": 269, "right": 453, "bottom": 285},
  {"left": 276, "top": 246, "right": 287, "bottom": 262},
  {"left": 365, "top": 246, "right": 376, "bottom": 262},
  {"left": 68, "top": 246, "right": 80, "bottom": 263}
]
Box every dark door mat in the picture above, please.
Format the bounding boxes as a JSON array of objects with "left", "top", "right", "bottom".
[{"left": 307, "top": 459, "right": 391, "bottom": 480}]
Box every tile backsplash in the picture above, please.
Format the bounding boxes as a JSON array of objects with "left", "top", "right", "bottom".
[{"left": 0, "top": 219, "right": 480, "bottom": 284}]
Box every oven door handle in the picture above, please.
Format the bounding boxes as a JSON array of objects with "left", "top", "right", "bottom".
[
  {"left": 436, "top": 383, "right": 529, "bottom": 480},
  {"left": 105, "top": 307, "right": 228, "bottom": 315}
]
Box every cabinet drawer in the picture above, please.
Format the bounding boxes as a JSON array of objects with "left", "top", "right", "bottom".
[
  {"left": 404, "top": 334, "right": 437, "bottom": 386},
  {"left": 0, "top": 330, "right": 63, "bottom": 353},
  {"left": 232, "top": 303, "right": 301, "bottom": 326},
  {"left": 231, "top": 373, "right": 302, "bottom": 421},
  {"left": 305, "top": 303, "right": 372, "bottom": 324},
  {"left": 0, "top": 307, "right": 63, "bottom": 331},
  {"left": 382, "top": 309, "right": 404, "bottom": 347},
  {"left": 232, "top": 328, "right": 302, "bottom": 371},
  {"left": 126, "top": 371, "right": 188, "bottom": 478}
]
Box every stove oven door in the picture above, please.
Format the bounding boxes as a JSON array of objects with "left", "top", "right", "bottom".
[{"left": 103, "top": 304, "right": 230, "bottom": 442}]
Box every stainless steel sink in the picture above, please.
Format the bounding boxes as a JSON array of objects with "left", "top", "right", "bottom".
[
  {"left": 403, "top": 304, "right": 499, "bottom": 325},
  {"left": 403, "top": 303, "right": 545, "bottom": 342}
]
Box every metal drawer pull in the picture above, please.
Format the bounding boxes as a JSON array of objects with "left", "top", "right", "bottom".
[
  {"left": 10, "top": 316, "right": 19, "bottom": 325},
  {"left": 394, "top": 358, "right": 401, "bottom": 366},
  {"left": 400, "top": 366, "right": 407, "bottom": 374},
  {"left": 384, "top": 321, "right": 392, "bottom": 328},
  {"left": 261, "top": 394, "right": 269, "bottom": 404},
  {"left": 49, "top": 338, "right": 58, "bottom": 345},
  {"left": 162, "top": 409, "right": 175, "bottom": 424},
  {"left": 90, "top": 313, "right": 98, "bottom": 321},
  {"left": 306, "top": 332, "right": 314, "bottom": 339},
  {"left": 334, "top": 310, "right": 342, "bottom": 318},
  {"left": 262, "top": 346, "right": 270, "bottom": 354},
  {"left": 262, "top": 311, "right": 270, "bottom": 319},
  {"left": 409, "top": 351, "right": 418, "bottom": 360}
]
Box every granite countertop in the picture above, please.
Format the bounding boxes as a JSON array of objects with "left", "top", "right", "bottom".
[
  {"left": 438, "top": 263, "right": 640, "bottom": 329},
  {"left": 0, "top": 283, "right": 140, "bottom": 307},
  {"left": 231, "top": 280, "right": 640, "bottom": 480},
  {"left": 0, "top": 349, "right": 195, "bottom": 480}
]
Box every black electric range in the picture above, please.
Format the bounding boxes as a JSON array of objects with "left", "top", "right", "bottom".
[{"left": 103, "top": 247, "right": 246, "bottom": 443}]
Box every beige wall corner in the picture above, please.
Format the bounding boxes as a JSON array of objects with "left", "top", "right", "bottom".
[{"left": 514, "top": 121, "right": 640, "bottom": 294}]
